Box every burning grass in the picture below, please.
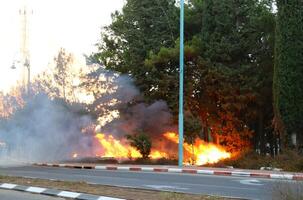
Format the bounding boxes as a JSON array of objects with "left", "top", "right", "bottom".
[
  {"left": 95, "top": 133, "right": 168, "bottom": 160},
  {"left": 92, "top": 132, "right": 232, "bottom": 166},
  {"left": 0, "top": 175, "right": 232, "bottom": 200},
  {"left": 163, "top": 132, "right": 231, "bottom": 165}
]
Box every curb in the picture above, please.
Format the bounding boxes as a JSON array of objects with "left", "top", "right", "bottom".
[
  {"left": 34, "top": 163, "right": 303, "bottom": 181},
  {"left": 0, "top": 183, "right": 125, "bottom": 200}
]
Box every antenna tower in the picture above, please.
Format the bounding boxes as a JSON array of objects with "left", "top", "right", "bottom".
[{"left": 19, "top": 1, "right": 32, "bottom": 94}]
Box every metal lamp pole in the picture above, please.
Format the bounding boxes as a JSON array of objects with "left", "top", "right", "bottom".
[
  {"left": 11, "top": 59, "right": 31, "bottom": 96},
  {"left": 178, "top": 0, "right": 184, "bottom": 167},
  {"left": 25, "top": 58, "right": 31, "bottom": 95}
]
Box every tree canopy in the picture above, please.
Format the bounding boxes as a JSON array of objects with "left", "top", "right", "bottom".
[{"left": 91, "top": 0, "right": 278, "bottom": 154}]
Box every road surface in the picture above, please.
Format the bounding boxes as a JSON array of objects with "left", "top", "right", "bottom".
[
  {"left": 0, "top": 189, "right": 64, "bottom": 200},
  {"left": 0, "top": 165, "right": 287, "bottom": 200}
]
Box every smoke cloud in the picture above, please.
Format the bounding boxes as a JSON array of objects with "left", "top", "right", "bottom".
[
  {"left": 0, "top": 67, "right": 175, "bottom": 163},
  {"left": 0, "top": 94, "right": 93, "bottom": 163},
  {"left": 102, "top": 100, "right": 174, "bottom": 137}
]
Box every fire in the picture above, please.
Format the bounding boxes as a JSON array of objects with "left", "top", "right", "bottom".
[
  {"left": 95, "top": 133, "right": 141, "bottom": 159},
  {"left": 150, "top": 150, "right": 167, "bottom": 159},
  {"left": 94, "top": 132, "right": 230, "bottom": 165},
  {"left": 164, "top": 132, "right": 231, "bottom": 165},
  {"left": 95, "top": 133, "right": 167, "bottom": 159}
]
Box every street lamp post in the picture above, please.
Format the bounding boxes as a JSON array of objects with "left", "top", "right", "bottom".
[
  {"left": 11, "top": 58, "right": 31, "bottom": 95},
  {"left": 24, "top": 58, "right": 31, "bottom": 95},
  {"left": 178, "top": 0, "right": 184, "bottom": 167}
]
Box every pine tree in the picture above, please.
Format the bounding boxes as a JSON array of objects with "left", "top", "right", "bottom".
[{"left": 274, "top": 0, "right": 303, "bottom": 149}]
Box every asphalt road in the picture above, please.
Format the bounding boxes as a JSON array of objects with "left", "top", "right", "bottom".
[
  {"left": 0, "top": 165, "right": 288, "bottom": 200},
  {"left": 0, "top": 189, "right": 64, "bottom": 200}
]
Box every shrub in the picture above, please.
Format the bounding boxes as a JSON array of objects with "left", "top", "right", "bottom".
[{"left": 126, "top": 133, "right": 152, "bottom": 159}]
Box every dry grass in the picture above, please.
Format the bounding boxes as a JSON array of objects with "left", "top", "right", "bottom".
[
  {"left": 272, "top": 181, "right": 303, "bottom": 200},
  {"left": 0, "top": 175, "right": 232, "bottom": 200},
  {"left": 208, "top": 150, "right": 303, "bottom": 172}
]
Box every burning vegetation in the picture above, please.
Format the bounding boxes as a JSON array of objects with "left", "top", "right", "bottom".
[
  {"left": 1, "top": 0, "right": 302, "bottom": 173},
  {"left": 95, "top": 133, "right": 167, "bottom": 160},
  {"left": 0, "top": 70, "right": 235, "bottom": 165},
  {"left": 93, "top": 132, "right": 231, "bottom": 165},
  {"left": 0, "top": 55, "right": 238, "bottom": 165}
]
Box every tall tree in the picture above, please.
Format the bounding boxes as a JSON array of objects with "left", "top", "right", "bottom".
[
  {"left": 274, "top": 0, "right": 303, "bottom": 149},
  {"left": 91, "top": 0, "right": 276, "bottom": 154},
  {"left": 145, "top": 0, "right": 275, "bottom": 153},
  {"left": 91, "top": 0, "right": 179, "bottom": 100},
  {"left": 33, "top": 48, "right": 76, "bottom": 102},
  {"left": 53, "top": 48, "right": 74, "bottom": 101}
]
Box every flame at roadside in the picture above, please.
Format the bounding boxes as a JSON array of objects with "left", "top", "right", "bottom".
[
  {"left": 94, "top": 132, "right": 231, "bottom": 165},
  {"left": 164, "top": 132, "right": 231, "bottom": 165},
  {"left": 95, "top": 133, "right": 167, "bottom": 159}
]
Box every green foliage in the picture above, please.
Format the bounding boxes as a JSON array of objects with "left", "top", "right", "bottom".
[
  {"left": 274, "top": 0, "right": 303, "bottom": 147},
  {"left": 92, "top": 0, "right": 278, "bottom": 153},
  {"left": 126, "top": 132, "right": 152, "bottom": 159},
  {"left": 184, "top": 114, "right": 202, "bottom": 144},
  {"left": 144, "top": 0, "right": 275, "bottom": 151},
  {"left": 91, "top": 0, "right": 179, "bottom": 100}
]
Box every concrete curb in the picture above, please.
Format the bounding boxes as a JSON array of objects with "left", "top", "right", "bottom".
[
  {"left": 34, "top": 163, "right": 303, "bottom": 181},
  {"left": 0, "top": 182, "right": 125, "bottom": 200}
]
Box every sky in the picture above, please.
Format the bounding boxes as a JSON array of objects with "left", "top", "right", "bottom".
[{"left": 0, "top": 0, "right": 124, "bottom": 92}]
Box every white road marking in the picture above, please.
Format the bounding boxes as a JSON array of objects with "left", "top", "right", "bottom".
[
  {"left": 97, "top": 196, "right": 126, "bottom": 200},
  {"left": 270, "top": 174, "right": 293, "bottom": 180},
  {"left": 168, "top": 168, "right": 182, "bottom": 173},
  {"left": 58, "top": 191, "right": 81, "bottom": 198},
  {"left": 95, "top": 166, "right": 107, "bottom": 170},
  {"left": 0, "top": 183, "right": 17, "bottom": 189},
  {"left": 144, "top": 184, "right": 188, "bottom": 190},
  {"left": 26, "top": 186, "right": 46, "bottom": 193},
  {"left": 141, "top": 167, "right": 154, "bottom": 172},
  {"left": 197, "top": 170, "right": 214, "bottom": 175},
  {"left": 117, "top": 167, "right": 130, "bottom": 171},
  {"left": 240, "top": 179, "right": 264, "bottom": 186}
]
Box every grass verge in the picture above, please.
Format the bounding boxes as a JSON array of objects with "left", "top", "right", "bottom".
[
  {"left": 207, "top": 150, "right": 303, "bottom": 172},
  {"left": 0, "top": 175, "right": 233, "bottom": 200},
  {"left": 272, "top": 181, "right": 303, "bottom": 200}
]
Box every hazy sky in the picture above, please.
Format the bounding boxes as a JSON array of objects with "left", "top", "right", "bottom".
[{"left": 0, "top": 0, "right": 124, "bottom": 92}]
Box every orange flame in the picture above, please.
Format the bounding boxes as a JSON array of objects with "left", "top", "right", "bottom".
[
  {"left": 95, "top": 133, "right": 141, "bottom": 158},
  {"left": 95, "top": 133, "right": 167, "bottom": 159},
  {"left": 94, "top": 132, "right": 230, "bottom": 165},
  {"left": 164, "top": 132, "right": 231, "bottom": 165}
]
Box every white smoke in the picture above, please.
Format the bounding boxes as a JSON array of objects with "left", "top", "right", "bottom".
[
  {"left": 0, "top": 65, "right": 175, "bottom": 164},
  {"left": 0, "top": 94, "right": 93, "bottom": 163}
]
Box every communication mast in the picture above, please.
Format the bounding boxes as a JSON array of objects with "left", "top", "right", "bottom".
[{"left": 18, "top": 1, "right": 32, "bottom": 94}]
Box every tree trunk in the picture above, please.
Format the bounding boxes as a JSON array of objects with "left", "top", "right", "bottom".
[{"left": 258, "top": 111, "right": 266, "bottom": 154}]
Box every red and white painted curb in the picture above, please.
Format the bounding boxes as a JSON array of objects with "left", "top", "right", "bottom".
[
  {"left": 34, "top": 163, "right": 303, "bottom": 181},
  {"left": 0, "top": 183, "right": 125, "bottom": 200}
]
